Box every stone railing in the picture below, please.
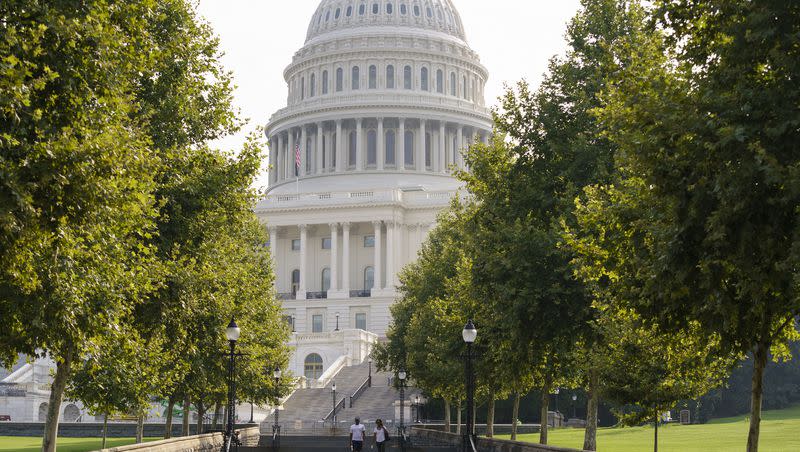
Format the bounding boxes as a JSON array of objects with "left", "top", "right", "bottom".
[
  {"left": 95, "top": 426, "right": 259, "bottom": 452},
  {"left": 410, "top": 427, "right": 591, "bottom": 452},
  {"left": 314, "top": 355, "right": 348, "bottom": 389},
  {"left": 257, "top": 188, "right": 456, "bottom": 211}
]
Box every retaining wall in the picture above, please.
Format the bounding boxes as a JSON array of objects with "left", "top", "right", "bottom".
[
  {"left": 96, "top": 426, "right": 260, "bottom": 452},
  {"left": 0, "top": 422, "right": 257, "bottom": 438},
  {"left": 411, "top": 427, "right": 591, "bottom": 452}
]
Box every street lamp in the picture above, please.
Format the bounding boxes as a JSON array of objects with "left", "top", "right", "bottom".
[
  {"left": 224, "top": 317, "right": 241, "bottom": 451},
  {"left": 571, "top": 394, "right": 577, "bottom": 419},
  {"left": 331, "top": 382, "right": 337, "bottom": 430},
  {"left": 554, "top": 387, "right": 560, "bottom": 414},
  {"left": 273, "top": 367, "right": 282, "bottom": 434},
  {"left": 414, "top": 394, "right": 421, "bottom": 423},
  {"left": 335, "top": 312, "right": 340, "bottom": 331},
  {"left": 398, "top": 369, "right": 407, "bottom": 449},
  {"left": 462, "top": 319, "right": 477, "bottom": 452},
  {"left": 368, "top": 358, "right": 373, "bottom": 387}
]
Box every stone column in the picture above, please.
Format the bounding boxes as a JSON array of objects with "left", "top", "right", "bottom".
[
  {"left": 377, "top": 117, "right": 385, "bottom": 171},
  {"left": 439, "top": 122, "right": 446, "bottom": 173},
  {"left": 398, "top": 118, "right": 406, "bottom": 170},
  {"left": 268, "top": 227, "right": 278, "bottom": 265},
  {"left": 482, "top": 130, "right": 490, "bottom": 145},
  {"left": 329, "top": 223, "right": 339, "bottom": 292},
  {"left": 456, "top": 125, "right": 464, "bottom": 169},
  {"left": 417, "top": 119, "right": 426, "bottom": 172},
  {"left": 356, "top": 118, "right": 364, "bottom": 171},
  {"left": 385, "top": 221, "right": 395, "bottom": 290},
  {"left": 316, "top": 122, "right": 324, "bottom": 174},
  {"left": 372, "top": 221, "right": 383, "bottom": 292},
  {"left": 335, "top": 120, "right": 344, "bottom": 172},
  {"left": 341, "top": 222, "right": 351, "bottom": 295},
  {"left": 277, "top": 133, "right": 284, "bottom": 181},
  {"left": 298, "top": 224, "right": 307, "bottom": 299},
  {"left": 300, "top": 126, "right": 307, "bottom": 176}
]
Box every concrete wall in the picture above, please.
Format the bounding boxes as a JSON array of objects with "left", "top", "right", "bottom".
[
  {"left": 411, "top": 427, "right": 591, "bottom": 452},
  {"left": 0, "top": 422, "right": 257, "bottom": 438},
  {"left": 96, "top": 426, "right": 259, "bottom": 452},
  {"left": 421, "top": 424, "right": 541, "bottom": 435}
]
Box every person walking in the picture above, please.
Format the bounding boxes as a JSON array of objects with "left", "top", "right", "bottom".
[
  {"left": 373, "top": 419, "right": 390, "bottom": 452},
  {"left": 349, "top": 417, "right": 366, "bottom": 451}
]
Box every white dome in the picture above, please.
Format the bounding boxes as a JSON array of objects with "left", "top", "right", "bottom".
[{"left": 306, "top": 0, "right": 467, "bottom": 44}]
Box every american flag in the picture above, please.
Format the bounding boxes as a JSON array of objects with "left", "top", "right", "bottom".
[{"left": 294, "top": 143, "right": 301, "bottom": 174}]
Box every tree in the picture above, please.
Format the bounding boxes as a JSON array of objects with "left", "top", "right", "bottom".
[{"left": 585, "top": 1, "right": 800, "bottom": 450}]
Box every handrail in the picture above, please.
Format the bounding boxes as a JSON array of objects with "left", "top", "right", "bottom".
[
  {"left": 349, "top": 376, "right": 371, "bottom": 408},
  {"left": 323, "top": 397, "right": 346, "bottom": 421}
]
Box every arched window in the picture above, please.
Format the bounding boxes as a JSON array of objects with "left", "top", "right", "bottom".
[
  {"left": 473, "top": 79, "right": 477, "bottom": 102},
  {"left": 413, "top": 5, "right": 420, "bottom": 16},
  {"left": 349, "top": 131, "right": 357, "bottom": 167},
  {"left": 436, "top": 69, "right": 444, "bottom": 93},
  {"left": 359, "top": 3, "right": 366, "bottom": 15},
  {"left": 322, "top": 268, "right": 331, "bottom": 292},
  {"left": 332, "top": 132, "right": 337, "bottom": 167},
  {"left": 426, "top": 7, "right": 432, "bottom": 18},
  {"left": 385, "top": 130, "right": 396, "bottom": 165},
  {"left": 404, "top": 130, "right": 414, "bottom": 167},
  {"left": 369, "top": 65, "right": 377, "bottom": 89},
  {"left": 38, "top": 403, "right": 48, "bottom": 422},
  {"left": 352, "top": 66, "right": 360, "bottom": 90},
  {"left": 425, "top": 132, "right": 432, "bottom": 167},
  {"left": 367, "top": 130, "right": 377, "bottom": 166},
  {"left": 400, "top": 3, "right": 407, "bottom": 14},
  {"left": 322, "top": 70, "right": 329, "bottom": 94},
  {"left": 63, "top": 404, "right": 80, "bottom": 423},
  {"left": 386, "top": 2, "right": 393, "bottom": 14},
  {"left": 325, "top": 10, "right": 330, "bottom": 21},
  {"left": 450, "top": 72, "right": 456, "bottom": 96},
  {"left": 364, "top": 266, "right": 375, "bottom": 289},
  {"left": 336, "top": 68, "right": 343, "bottom": 92},
  {"left": 301, "top": 76, "right": 305, "bottom": 100},
  {"left": 347, "top": 5, "right": 353, "bottom": 16},
  {"left": 420, "top": 67, "right": 428, "bottom": 91},
  {"left": 372, "top": 3, "right": 379, "bottom": 14},
  {"left": 463, "top": 75, "right": 468, "bottom": 99},
  {"left": 403, "top": 65, "right": 412, "bottom": 90},
  {"left": 291, "top": 269, "right": 300, "bottom": 296},
  {"left": 335, "top": 8, "right": 341, "bottom": 19},
  {"left": 304, "top": 353, "right": 324, "bottom": 379},
  {"left": 310, "top": 73, "right": 316, "bottom": 97},
  {"left": 386, "top": 65, "right": 395, "bottom": 89}
]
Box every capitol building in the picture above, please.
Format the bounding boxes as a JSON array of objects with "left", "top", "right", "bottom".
[{"left": 258, "top": 0, "right": 492, "bottom": 383}]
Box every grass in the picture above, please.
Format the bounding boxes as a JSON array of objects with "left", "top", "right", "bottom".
[
  {"left": 0, "top": 436, "right": 159, "bottom": 452},
  {"left": 495, "top": 405, "right": 800, "bottom": 452}
]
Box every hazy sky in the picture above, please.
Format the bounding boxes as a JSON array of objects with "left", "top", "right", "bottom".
[{"left": 195, "top": 0, "right": 583, "bottom": 188}]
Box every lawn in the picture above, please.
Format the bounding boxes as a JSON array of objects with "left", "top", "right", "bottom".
[
  {"left": 496, "top": 405, "right": 800, "bottom": 452},
  {"left": 0, "top": 436, "right": 159, "bottom": 452}
]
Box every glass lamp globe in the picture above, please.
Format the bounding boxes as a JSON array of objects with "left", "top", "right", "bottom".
[
  {"left": 462, "top": 319, "right": 477, "bottom": 343},
  {"left": 226, "top": 317, "right": 241, "bottom": 342},
  {"left": 274, "top": 367, "right": 281, "bottom": 379},
  {"left": 398, "top": 369, "right": 407, "bottom": 381}
]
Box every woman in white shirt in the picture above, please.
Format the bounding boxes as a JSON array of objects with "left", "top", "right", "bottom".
[{"left": 373, "top": 418, "right": 389, "bottom": 452}]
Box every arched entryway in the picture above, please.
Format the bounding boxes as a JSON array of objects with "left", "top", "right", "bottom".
[
  {"left": 304, "top": 353, "right": 323, "bottom": 380},
  {"left": 62, "top": 404, "right": 80, "bottom": 422},
  {"left": 38, "top": 403, "right": 48, "bottom": 422}
]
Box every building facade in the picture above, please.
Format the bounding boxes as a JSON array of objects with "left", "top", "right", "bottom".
[{"left": 258, "top": 0, "right": 492, "bottom": 384}]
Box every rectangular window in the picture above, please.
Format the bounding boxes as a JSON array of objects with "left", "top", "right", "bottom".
[
  {"left": 355, "top": 313, "right": 367, "bottom": 330},
  {"left": 291, "top": 239, "right": 301, "bottom": 251},
  {"left": 283, "top": 315, "right": 294, "bottom": 331},
  {"left": 312, "top": 315, "right": 323, "bottom": 333},
  {"left": 322, "top": 237, "right": 332, "bottom": 249},
  {"left": 364, "top": 235, "right": 375, "bottom": 247}
]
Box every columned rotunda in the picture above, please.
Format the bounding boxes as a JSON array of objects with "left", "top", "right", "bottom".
[{"left": 257, "top": 0, "right": 491, "bottom": 384}]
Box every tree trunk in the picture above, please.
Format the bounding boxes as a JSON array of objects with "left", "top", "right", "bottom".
[
  {"left": 747, "top": 341, "right": 769, "bottom": 452},
  {"left": 195, "top": 401, "right": 205, "bottom": 435},
  {"left": 654, "top": 413, "right": 658, "bottom": 452},
  {"left": 182, "top": 395, "right": 190, "bottom": 436},
  {"left": 486, "top": 395, "right": 495, "bottom": 438},
  {"left": 583, "top": 371, "right": 599, "bottom": 451},
  {"left": 41, "top": 349, "right": 72, "bottom": 452},
  {"left": 511, "top": 392, "right": 520, "bottom": 441},
  {"left": 539, "top": 383, "right": 551, "bottom": 445},
  {"left": 213, "top": 402, "right": 222, "bottom": 430},
  {"left": 444, "top": 399, "right": 451, "bottom": 433},
  {"left": 135, "top": 415, "right": 144, "bottom": 443},
  {"left": 164, "top": 398, "right": 175, "bottom": 439},
  {"left": 102, "top": 414, "right": 108, "bottom": 449},
  {"left": 456, "top": 400, "right": 462, "bottom": 435}
]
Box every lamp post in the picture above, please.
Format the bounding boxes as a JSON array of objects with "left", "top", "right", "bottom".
[
  {"left": 554, "top": 387, "right": 560, "bottom": 414},
  {"left": 335, "top": 312, "right": 340, "bottom": 331},
  {"left": 273, "top": 367, "right": 282, "bottom": 436},
  {"left": 414, "top": 394, "right": 421, "bottom": 423},
  {"left": 224, "top": 317, "right": 241, "bottom": 452},
  {"left": 331, "top": 382, "right": 337, "bottom": 430},
  {"left": 291, "top": 315, "right": 296, "bottom": 333},
  {"left": 572, "top": 394, "right": 577, "bottom": 419},
  {"left": 462, "top": 319, "right": 477, "bottom": 452},
  {"left": 368, "top": 358, "right": 373, "bottom": 387},
  {"left": 398, "top": 369, "right": 407, "bottom": 449}
]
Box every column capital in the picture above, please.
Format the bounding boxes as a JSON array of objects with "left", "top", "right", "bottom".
[
  {"left": 341, "top": 221, "right": 351, "bottom": 230},
  {"left": 268, "top": 226, "right": 278, "bottom": 233},
  {"left": 372, "top": 220, "right": 383, "bottom": 228},
  {"left": 328, "top": 222, "right": 339, "bottom": 229},
  {"left": 399, "top": 117, "right": 406, "bottom": 125},
  {"left": 384, "top": 220, "right": 395, "bottom": 227},
  {"left": 299, "top": 224, "right": 308, "bottom": 232},
  {"left": 357, "top": 118, "right": 363, "bottom": 125}
]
